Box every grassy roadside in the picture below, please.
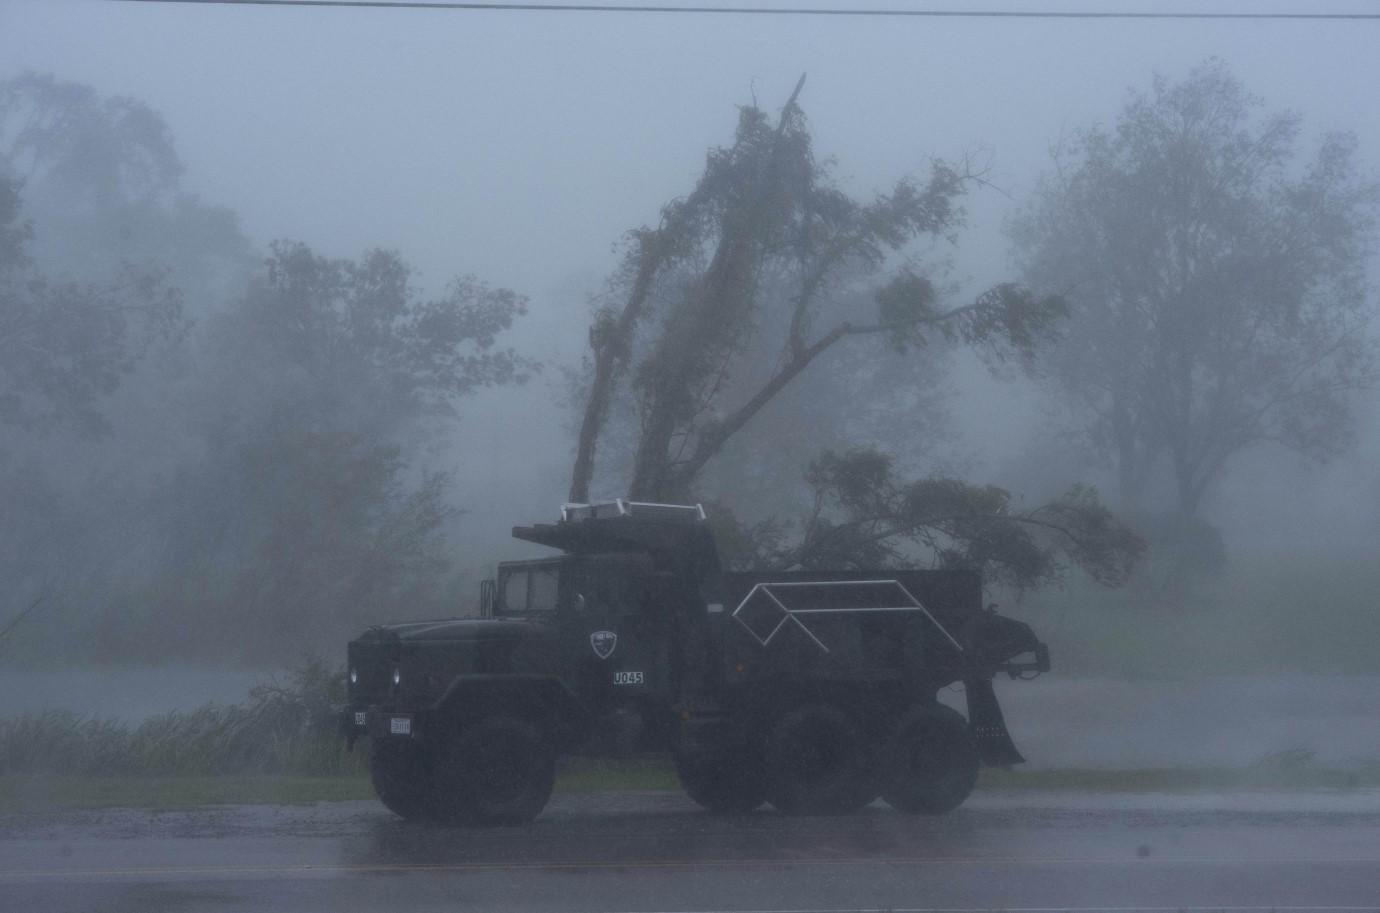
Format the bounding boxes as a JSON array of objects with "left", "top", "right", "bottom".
[
  {"left": 1015, "top": 552, "right": 1380, "bottom": 678},
  {"left": 5, "top": 760, "right": 1380, "bottom": 814},
  {"left": 0, "top": 760, "right": 678, "bottom": 813},
  {"left": 979, "top": 764, "right": 1380, "bottom": 792},
  {"left": 0, "top": 774, "right": 375, "bottom": 812}
]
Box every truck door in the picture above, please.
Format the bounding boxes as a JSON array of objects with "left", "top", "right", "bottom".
[{"left": 565, "top": 554, "right": 668, "bottom": 713}]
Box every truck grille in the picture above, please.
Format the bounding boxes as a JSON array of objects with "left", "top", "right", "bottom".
[{"left": 348, "top": 642, "right": 396, "bottom": 703}]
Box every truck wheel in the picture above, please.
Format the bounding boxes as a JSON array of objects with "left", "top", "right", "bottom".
[
  {"left": 436, "top": 716, "right": 556, "bottom": 826},
  {"left": 675, "top": 748, "right": 767, "bottom": 814},
  {"left": 882, "top": 704, "right": 980, "bottom": 815},
  {"left": 764, "top": 704, "right": 878, "bottom": 816},
  {"left": 369, "top": 740, "right": 437, "bottom": 821}
]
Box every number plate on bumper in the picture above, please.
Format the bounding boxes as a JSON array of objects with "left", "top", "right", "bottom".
[{"left": 363, "top": 711, "right": 417, "bottom": 738}]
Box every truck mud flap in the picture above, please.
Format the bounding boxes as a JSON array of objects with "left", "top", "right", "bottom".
[{"left": 964, "top": 678, "right": 1026, "bottom": 767}]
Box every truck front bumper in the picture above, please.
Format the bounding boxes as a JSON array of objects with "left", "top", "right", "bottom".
[{"left": 341, "top": 706, "right": 424, "bottom": 748}]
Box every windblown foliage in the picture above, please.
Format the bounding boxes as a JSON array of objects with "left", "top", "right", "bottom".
[
  {"left": 569, "top": 84, "right": 1137, "bottom": 591},
  {"left": 571, "top": 83, "right": 1066, "bottom": 505},
  {"left": 727, "top": 447, "right": 1144, "bottom": 590}
]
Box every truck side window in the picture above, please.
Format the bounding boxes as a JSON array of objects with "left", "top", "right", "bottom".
[
  {"left": 529, "top": 566, "right": 559, "bottom": 612},
  {"left": 501, "top": 570, "right": 528, "bottom": 614},
  {"left": 573, "top": 556, "right": 650, "bottom": 616}
]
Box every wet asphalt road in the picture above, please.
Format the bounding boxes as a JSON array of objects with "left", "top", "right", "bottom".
[{"left": 3, "top": 790, "right": 1380, "bottom": 913}]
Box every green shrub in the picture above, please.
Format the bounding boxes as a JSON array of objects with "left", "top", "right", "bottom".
[{"left": 0, "top": 658, "right": 364, "bottom": 777}]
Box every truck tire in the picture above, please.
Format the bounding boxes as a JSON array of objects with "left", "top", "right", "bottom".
[
  {"left": 764, "top": 704, "right": 878, "bottom": 816},
  {"left": 675, "top": 748, "right": 767, "bottom": 814},
  {"left": 435, "top": 716, "right": 556, "bottom": 826},
  {"left": 369, "top": 740, "right": 437, "bottom": 821},
  {"left": 881, "top": 704, "right": 980, "bottom": 815}
]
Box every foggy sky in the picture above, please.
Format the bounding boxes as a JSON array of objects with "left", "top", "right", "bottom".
[{"left": 3, "top": 0, "right": 1378, "bottom": 563}]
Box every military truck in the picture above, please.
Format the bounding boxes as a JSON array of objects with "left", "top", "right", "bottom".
[{"left": 344, "top": 500, "right": 1049, "bottom": 825}]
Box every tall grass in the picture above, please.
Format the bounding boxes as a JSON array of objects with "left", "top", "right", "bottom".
[{"left": 0, "top": 659, "right": 364, "bottom": 777}]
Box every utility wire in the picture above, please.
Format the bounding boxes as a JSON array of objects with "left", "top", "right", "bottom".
[{"left": 108, "top": 1, "right": 1380, "bottom": 20}]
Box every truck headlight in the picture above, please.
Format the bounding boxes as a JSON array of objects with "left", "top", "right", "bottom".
[
  {"left": 349, "top": 668, "right": 357, "bottom": 685},
  {"left": 392, "top": 668, "right": 401, "bottom": 686}
]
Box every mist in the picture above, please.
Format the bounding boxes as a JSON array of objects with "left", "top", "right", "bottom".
[{"left": 0, "top": 2, "right": 1378, "bottom": 787}]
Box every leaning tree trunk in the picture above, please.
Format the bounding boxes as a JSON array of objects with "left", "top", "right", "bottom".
[
  {"left": 626, "top": 238, "right": 758, "bottom": 501},
  {"left": 624, "top": 78, "right": 808, "bottom": 502},
  {"left": 568, "top": 241, "right": 662, "bottom": 504}
]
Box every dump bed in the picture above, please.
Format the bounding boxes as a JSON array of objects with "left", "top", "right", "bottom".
[
  {"left": 708, "top": 569, "right": 979, "bottom": 690},
  {"left": 714, "top": 567, "right": 1043, "bottom": 688},
  {"left": 720, "top": 569, "right": 979, "bottom": 646}
]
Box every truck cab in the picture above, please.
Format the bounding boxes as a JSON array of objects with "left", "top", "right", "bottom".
[{"left": 491, "top": 550, "right": 675, "bottom": 754}]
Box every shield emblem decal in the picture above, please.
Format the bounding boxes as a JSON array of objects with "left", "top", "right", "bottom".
[{"left": 590, "top": 630, "right": 617, "bottom": 660}]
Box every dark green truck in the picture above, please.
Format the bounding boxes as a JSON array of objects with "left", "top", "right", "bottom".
[{"left": 345, "top": 500, "right": 1049, "bottom": 825}]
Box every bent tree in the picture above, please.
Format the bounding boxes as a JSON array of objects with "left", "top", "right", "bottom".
[{"left": 568, "top": 82, "right": 1142, "bottom": 586}]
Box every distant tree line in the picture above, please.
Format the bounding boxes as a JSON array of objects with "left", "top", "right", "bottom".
[
  {"left": 1012, "top": 60, "right": 1377, "bottom": 589},
  {"left": 0, "top": 74, "right": 529, "bottom": 663}
]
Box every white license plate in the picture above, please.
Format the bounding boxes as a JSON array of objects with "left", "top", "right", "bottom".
[
  {"left": 354, "top": 711, "right": 367, "bottom": 727},
  {"left": 389, "top": 717, "right": 412, "bottom": 736}
]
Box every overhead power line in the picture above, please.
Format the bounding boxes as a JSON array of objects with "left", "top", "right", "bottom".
[{"left": 109, "top": 1, "right": 1380, "bottom": 20}]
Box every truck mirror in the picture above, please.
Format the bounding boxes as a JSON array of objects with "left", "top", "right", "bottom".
[{"left": 479, "top": 578, "right": 496, "bottom": 618}]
